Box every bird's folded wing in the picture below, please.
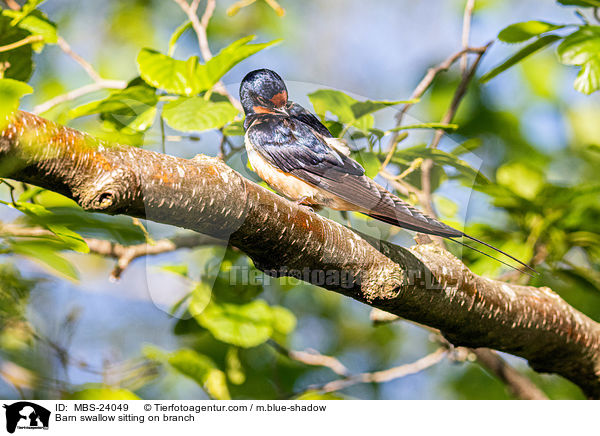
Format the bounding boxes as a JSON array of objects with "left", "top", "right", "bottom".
[{"left": 247, "top": 115, "right": 461, "bottom": 237}]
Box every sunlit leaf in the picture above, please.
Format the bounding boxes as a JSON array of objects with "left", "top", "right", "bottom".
[
  {"left": 450, "top": 138, "right": 483, "bottom": 156},
  {"left": 138, "top": 36, "right": 280, "bottom": 96},
  {"left": 0, "top": 264, "right": 34, "bottom": 329},
  {"left": 385, "top": 145, "right": 489, "bottom": 185},
  {"left": 222, "top": 120, "right": 245, "bottom": 136},
  {"left": 2, "top": 9, "right": 57, "bottom": 49},
  {"left": 168, "top": 21, "right": 192, "bottom": 56},
  {"left": 481, "top": 35, "right": 562, "bottom": 83},
  {"left": 352, "top": 151, "right": 381, "bottom": 178},
  {"left": 434, "top": 195, "right": 458, "bottom": 218},
  {"left": 138, "top": 49, "right": 203, "bottom": 96},
  {"left": 201, "top": 36, "right": 281, "bottom": 89},
  {"left": 10, "top": 239, "right": 79, "bottom": 280},
  {"left": 66, "top": 387, "right": 140, "bottom": 400},
  {"left": 161, "top": 264, "right": 189, "bottom": 277},
  {"left": 308, "top": 89, "right": 414, "bottom": 130},
  {"left": 225, "top": 347, "right": 245, "bottom": 385},
  {"left": 557, "top": 0, "right": 600, "bottom": 6},
  {"left": 496, "top": 162, "right": 544, "bottom": 200},
  {"left": 188, "top": 281, "right": 213, "bottom": 316},
  {"left": 7, "top": 201, "right": 88, "bottom": 253},
  {"left": 498, "top": 21, "right": 563, "bottom": 43},
  {"left": 167, "top": 348, "right": 230, "bottom": 399},
  {"left": 295, "top": 391, "right": 345, "bottom": 400},
  {"left": 162, "top": 97, "right": 238, "bottom": 132},
  {"left": 194, "top": 299, "right": 273, "bottom": 348},
  {"left": 386, "top": 123, "right": 459, "bottom": 133},
  {"left": 0, "top": 16, "right": 34, "bottom": 81},
  {"left": 0, "top": 79, "right": 32, "bottom": 130},
  {"left": 558, "top": 26, "right": 600, "bottom": 94},
  {"left": 271, "top": 305, "right": 296, "bottom": 335},
  {"left": 11, "top": 0, "right": 47, "bottom": 23},
  {"left": 69, "top": 81, "right": 158, "bottom": 132}
]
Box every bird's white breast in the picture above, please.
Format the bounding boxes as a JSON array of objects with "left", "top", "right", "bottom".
[{"left": 244, "top": 134, "right": 356, "bottom": 211}]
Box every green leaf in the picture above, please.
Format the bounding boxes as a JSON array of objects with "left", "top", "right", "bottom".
[
  {"left": 574, "top": 57, "right": 600, "bottom": 94},
  {"left": 0, "top": 15, "right": 34, "bottom": 81},
  {"left": 10, "top": 240, "right": 79, "bottom": 280},
  {"left": 496, "top": 162, "right": 544, "bottom": 200},
  {"left": 161, "top": 264, "right": 189, "bottom": 277},
  {"left": 0, "top": 264, "right": 35, "bottom": 329},
  {"left": 386, "top": 122, "right": 459, "bottom": 133},
  {"left": 3, "top": 9, "right": 57, "bottom": 49},
  {"left": 558, "top": 26, "right": 600, "bottom": 65},
  {"left": 188, "top": 281, "right": 213, "bottom": 316},
  {"left": 222, "top": 120, "right": 245, "bottom": 136},
  {"left": 194, "top": 299, "right": 274, "bottom": 348},
  {"left": 558, "top": 26, "right": 600, "bottom": 94},
  {"left": 167, "top": 348, "right": 230, "bottom": 399},
  {"left": 0, "top": 79, "right": 32, "bottom": 130},
  {"left": 450, "top": 138, "right": 483, "bottom": 156},
  {"left": 385, "top": 145, "right": 489, "bottom": 185},
  {"left": 498, "top": 21, "right": 564, "bottom": 43},
  {"left": 168, "top": 21, "right": 192, "bottom": 56},
  {"left": 308, "top": 89, "right": 414, "bottom": 130},
  {"left": 480, "top": 34, "right": 562, "bottom": 83},
  {"left": 201, "top": 36, "right": 281, "bottom": 90},
  {"left": 225, "top": 347, "right": 245, "bottom": 385},
  {"left": 352, "top": 151, "right": 381, "bottom": 178},
  {"left": 557, "top": 0, "right": 600, "bottom": 6},
  {"left": 66, "top": 387, "right": 140, "bottom": 400},
  {"left": 138, "top": 49, "right": 203, "bottom": 96},
  {"left": 162, "top": 97, "right": 238, "bottom": 132},
  {"left": 434, "top": 195, "right": 458, "bottom": 218},
  {"left": 69, "top": 82, "right": 158, "bottom": 132},
  {"left": 295, "top": 391, "right": 345, "bottom": 400},
  {"left": 271, "top": 306, "right": 296, "bottom": 335},
  {"left": 138, "top": 36, "right": 280, "bottom": 96},
  {"left": 8, "top": 201, "right": 89, "bottom": 253}
]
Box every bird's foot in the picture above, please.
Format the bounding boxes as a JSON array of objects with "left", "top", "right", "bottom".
[{"left": 295, "top": 197, "right": 319, "bottom": 213}]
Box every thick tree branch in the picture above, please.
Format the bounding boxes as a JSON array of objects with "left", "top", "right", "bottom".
[{"left": 1, "top": 112, "right": 600, "bottom": 397}]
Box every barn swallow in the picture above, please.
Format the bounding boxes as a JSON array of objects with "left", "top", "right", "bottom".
[{"left": 239, "top": 69, "right": 535, "bottom": 274}]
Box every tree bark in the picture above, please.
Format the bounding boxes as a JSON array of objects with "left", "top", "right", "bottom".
[{"left": 2, "top": 111, "right": 600, "bottom": 397}]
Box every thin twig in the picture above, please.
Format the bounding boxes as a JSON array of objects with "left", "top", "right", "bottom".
[
  {"left": 393, "top": 45, "right": 488, "bottom": 129},
  {"left": 0, "top": 35, "right": 44, "bottom": 53},
  {"left": 172, "top": 0, "right": 243, "bottom": 111},
  {"left": 172, "top": 0, "right": 214, "bottom": 62},
  {"left": 273, "top": 340, "right": 447, "bottom": 394},
  {"left": 56, "top": 37, "right": 103, "bottom": 83},
  {"left": 420, "top": 42, "right": 491, "bottom": 218},
  {"left": 368, "top": 309, "right": 549, "bottom": 400},
  {"left": 32, "top": 80, "right": 127, "bottom": 114},
  {"left": 270, "top": 341, "right": 350, "bottom": 377},
  {"left": 460, "top": 0, "right": 476, "bottom": 75},
  {"left": 0, "top": 222, "right": 222, "bottom": 279},
  {"left": 32, "top": 35, "right": 127, "bottom": 114},
  {"left": 3, "top": 0, "right": 20, "bottom": 10},
  {"left": 429, "top": 42, "right": 491, "bottom": 151},
  {"left": 314, "top": 348, "right": 447, "bottom": 393}
]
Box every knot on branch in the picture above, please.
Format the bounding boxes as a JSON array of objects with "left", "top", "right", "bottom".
[{"left": 77, "top": 167, "right": 139, "bottom": 214}]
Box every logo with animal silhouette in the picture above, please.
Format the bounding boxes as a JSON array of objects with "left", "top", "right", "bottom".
[{"left": 2, "top": 402, "right": 50, "bottom": 433}]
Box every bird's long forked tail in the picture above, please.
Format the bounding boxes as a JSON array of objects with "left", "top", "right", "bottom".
[
  {"left": 449, "top": 234, "right": 538, "bottom": 278},
  {"left": 364, "top": 210, "right": 537, "bottom": 277}
]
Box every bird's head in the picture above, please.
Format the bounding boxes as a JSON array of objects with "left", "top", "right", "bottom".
[{"left": 240, "top": 69, "right": 288, "bottom": 116}]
